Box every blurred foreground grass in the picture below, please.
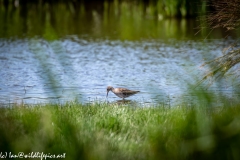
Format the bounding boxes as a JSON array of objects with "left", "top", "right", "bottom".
[{"left": 1, "top": 102, "right": 240, "bottom": 160}]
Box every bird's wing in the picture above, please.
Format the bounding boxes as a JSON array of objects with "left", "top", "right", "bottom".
[{"left": 119, "top": 88, "right": 140, "bottom": 93}]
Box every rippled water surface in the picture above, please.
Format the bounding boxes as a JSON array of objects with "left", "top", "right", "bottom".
[{"left": 0, "top": 37, "right": 239, "bottom": 106}]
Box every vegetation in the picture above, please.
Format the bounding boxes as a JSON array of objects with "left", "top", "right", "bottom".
[
  {"left": 200, "top": 0, "right": 240, "bottom": 84},
  {"left": 200, "top": 44, "right": 240, "bottom": 85},
  {"left": 206, "top": 0, "right": 240, "bottom": 31},
  {"left": 0, "top": 101, "right": 240, "bottom": 160}
]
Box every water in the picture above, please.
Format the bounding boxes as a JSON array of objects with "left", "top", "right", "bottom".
[
  {"left": 0, "top": 37, "right": 239, "bottom": 106},
  {"left": 0, "top": 1, "right": 240, "bottom": 106}
]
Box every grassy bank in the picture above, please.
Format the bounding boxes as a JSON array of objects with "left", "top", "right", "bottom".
[{"left": 1, "top": 102, "right": 240, "bottom": 160}]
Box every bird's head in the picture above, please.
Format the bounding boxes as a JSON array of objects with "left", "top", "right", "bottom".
[{"left": 106, "top": 86, "right": 114, "bottom": 97}]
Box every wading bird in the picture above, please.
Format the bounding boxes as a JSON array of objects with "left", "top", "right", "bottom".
[{"left": 106, "top": 86, "right": 140, "bottom": 100}]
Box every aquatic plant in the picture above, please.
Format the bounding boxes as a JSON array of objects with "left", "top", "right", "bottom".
[
  {"left": 200, "top": 44, "right": 240, "bottom": 84},
  {"left": 200, "top": 0, "right": 240, "bottom": 85},
  {"left": 206, "top": 0, "right": 240, "bottom": 31}
]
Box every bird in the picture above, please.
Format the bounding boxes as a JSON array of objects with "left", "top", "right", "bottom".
[{"left": 106, "top": 86, "right": 140, "bottom": 100}]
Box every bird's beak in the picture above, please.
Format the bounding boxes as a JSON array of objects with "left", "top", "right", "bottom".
[{"left": 106, "top": 90, "right": 109, "bottom": 98}]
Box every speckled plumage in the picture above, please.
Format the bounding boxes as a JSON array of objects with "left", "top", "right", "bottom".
[{"left": 106, "top": 86, "right": 140, "bottom": 100}]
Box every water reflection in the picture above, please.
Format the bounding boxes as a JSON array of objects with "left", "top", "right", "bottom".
[
  {"left": 0, "top": 37, "right": 239, "bottom": 106},
  {"left": 1, "top": 0, "right": 239, "bottom": 39},
  {"left": 108, "top": 100, "right": 137, "bottom": 106}
]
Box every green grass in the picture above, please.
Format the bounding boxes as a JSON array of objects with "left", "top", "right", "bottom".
[{"left": 1, "top": 102, "right": 240, "bottom": 160}]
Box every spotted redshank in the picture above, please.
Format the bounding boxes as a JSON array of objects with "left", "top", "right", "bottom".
[{"left": 106, "top": 86, "right": 140, "bottom": 100}]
